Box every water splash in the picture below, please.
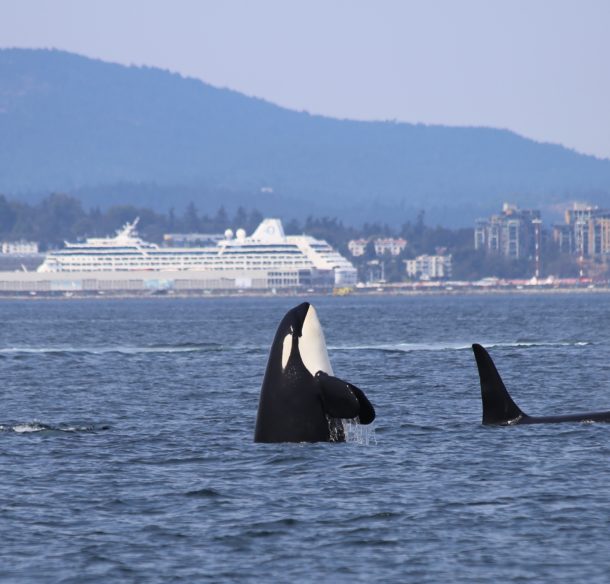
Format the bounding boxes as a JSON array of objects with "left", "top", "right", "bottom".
[
  {"left": 0, "top": 422, "right": 108, "bottom": 433},
  {"left": 9, "top": 423, "right": 49, "bottom": 433},
  {"left": 342, "top": 419, "right": 377, "bottom": 446}
]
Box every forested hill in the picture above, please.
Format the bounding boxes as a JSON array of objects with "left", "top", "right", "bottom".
[{"left": 1, "top": 48, "right": 610, "bottom": 225}]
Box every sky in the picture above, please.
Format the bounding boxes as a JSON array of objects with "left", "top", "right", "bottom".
[{"left": 2, "top": 0, "right": 610, "bottom": 159}]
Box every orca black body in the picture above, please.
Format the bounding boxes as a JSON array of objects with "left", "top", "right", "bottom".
[
  {"left": 472, "top": 343, "right": 610, "bottom": 425},
  {"left": 254, "top": 302, "right": 375, "bottom": 442}
]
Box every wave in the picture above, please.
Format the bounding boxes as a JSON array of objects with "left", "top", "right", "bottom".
[
  {"left": 329, "top": 340, "right": 592, "bottom": 354},
  {"left": 0, "top": 342, "right": 222, "bottom": 356},
  {"left": 0, "top": 422, "right": 109, "bottom": 433},
  {"left": 184, "top": 488, "right": 222, "bottom": 498},
  {"left": 0, "top": 340, "right": 591, "bottom": 358}
]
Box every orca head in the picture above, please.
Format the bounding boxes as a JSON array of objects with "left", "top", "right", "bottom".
[{"left": 278, "top": 302, "right": 334, "bottom": 377}]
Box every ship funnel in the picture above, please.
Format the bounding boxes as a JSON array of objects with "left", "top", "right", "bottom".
[{"left": 251, "top": 219, "right": 285, "bottom": 241}]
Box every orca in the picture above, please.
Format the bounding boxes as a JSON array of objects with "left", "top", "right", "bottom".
[
  {"left": 254, "top": 302, "right": 375, "bottom": 442},
  {"left": 472, "top": 343, "right": 610, "bottom": 425}
]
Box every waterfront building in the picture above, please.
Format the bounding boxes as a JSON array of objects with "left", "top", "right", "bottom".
[
  {"left": 475, "top": 203, "right": 541, "bottom": 259},
  {"left": 405, "top": 254, "right": 452, "bottom": 280},
  {"left": 373, "top": 238, "right": 407, "bottom": 256},
  {"left": 552, "top": 203, "right": 610, "bottom": 258},
  {"left": 348, "top": 239, "right": 368, "bottom": 257},
  {"left": 1, "top": 240, "right": 39, "bottom": 254},
  {"left": 348, "top": 237, "right": 407, "bottom": 257},
  {"left": 552, "top": 224, "right": 573, "bottom": 254}
]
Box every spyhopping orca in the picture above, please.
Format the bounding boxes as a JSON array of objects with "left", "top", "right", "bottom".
[
  {"left": 472, "top": 343, "right": 610, "bottom": 425},
  {"left": 254, "top": 302, "right": 375, "bottom": 442}
]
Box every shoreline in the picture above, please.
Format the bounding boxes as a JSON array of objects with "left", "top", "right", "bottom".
[{"left": 1, "top": 285, "right": 610, "bottom": 301}]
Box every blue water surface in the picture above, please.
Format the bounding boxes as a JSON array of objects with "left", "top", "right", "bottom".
[{"left": 1, "top": 294, "right": 610, "bottom": 582}]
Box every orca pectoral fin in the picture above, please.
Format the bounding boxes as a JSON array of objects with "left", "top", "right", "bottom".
[
  {"left": 316, "top": 372, "right": 359, "bottom": 418},
  {"left": 472, "top": 344, "right": 525, "bottom": 425},
  {"left": 316, "top": 372, "right": 376, "bottom": 424},
  {"left": 350, "top": 384, "right": 376, "bottom": 424}
]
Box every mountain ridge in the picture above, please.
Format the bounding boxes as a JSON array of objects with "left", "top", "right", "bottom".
[{"left": 1, "top": 47, "right": 609, "bottom": 225}]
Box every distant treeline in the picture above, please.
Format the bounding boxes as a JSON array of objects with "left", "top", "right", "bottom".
[
  {"left": 1, "top": 192, "right": 576, "bottom": 279},
  {"left": 0, "top": 193, "right": 267, "bottom": 249},
  {"left": 0, "top": 193, "right": 472, "bottom": 252}
]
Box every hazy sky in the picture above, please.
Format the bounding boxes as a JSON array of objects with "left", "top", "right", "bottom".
[{"left": 2, "top": 0, "right": 610, "bottom": 159}]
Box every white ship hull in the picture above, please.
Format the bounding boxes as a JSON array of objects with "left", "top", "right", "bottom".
[{"left": 33, "top": 218, "right": 357, "bottom": 289}]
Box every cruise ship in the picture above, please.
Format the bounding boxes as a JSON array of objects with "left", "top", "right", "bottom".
[{"left": 35, "top": 218, "right": 357, "bottom": 289}]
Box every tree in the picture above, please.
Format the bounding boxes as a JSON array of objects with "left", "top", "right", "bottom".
[
  {"left": 183, "top": 202, "right": 200, "bottom": 232},
  {"left": 213, "top": 206, "right": 228, "bottom": 231},
  {"left": 247, "top": 209, "right": 264, "bottom": 232},
  {"left": 233, "top": 206, "right": 248, "bottom": 230},
  {"left": 0, "top": 195, "right": 17, "bottom": 236},
  {"left": 284, "top": 218, "right": 301, "bottom": 235},
  {"left": 168, "top": 207, "right": 176, "bottom": 231},
  {"left": 34, "top": 193, "right": 86, "bottom": 245}
]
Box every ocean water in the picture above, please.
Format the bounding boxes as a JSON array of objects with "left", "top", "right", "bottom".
[{"left": 1, "top": 294, "right": 610, "bottom": 583}]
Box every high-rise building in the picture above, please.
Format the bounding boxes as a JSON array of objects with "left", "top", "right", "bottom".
[
  {"left": 405, "top": 254, "right": 452, "bottom": 280},
  {"left": 475, "top": 203, "right": 541, "bottom": 259},
  {"left": 552, "top": 204, "right": 610, "bottom": 258}
]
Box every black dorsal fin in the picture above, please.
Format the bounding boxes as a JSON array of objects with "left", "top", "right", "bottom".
[{"left": 472, "top": 344, "right": 525, "bottom": 425}]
